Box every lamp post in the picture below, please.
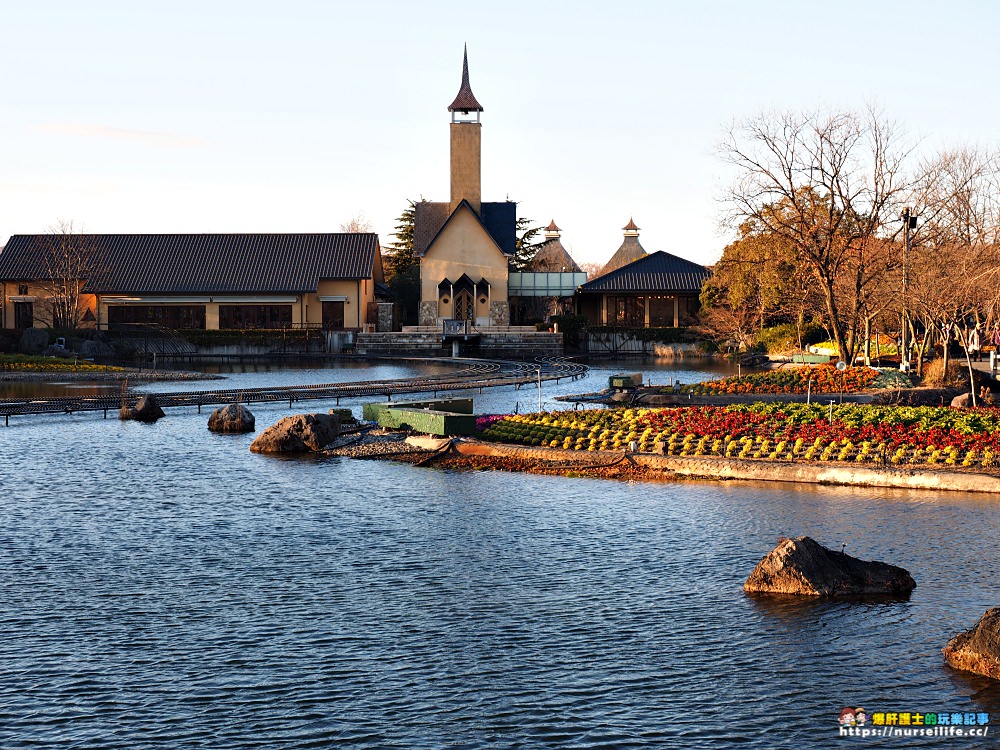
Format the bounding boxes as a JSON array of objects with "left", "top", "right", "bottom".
[
  {"left": 537, "top": 368, "right": 542, "bottom": 413},
  {"left": 900, "top": 208, "right": 917, "bottom": 371}
]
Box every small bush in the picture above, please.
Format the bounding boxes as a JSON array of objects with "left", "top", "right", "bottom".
[
  {"left": 754, "top": 322, "right": 826, "bottom": 354},
  {"left": 920, "top": 358, "right": 984, "bottom": 389}
]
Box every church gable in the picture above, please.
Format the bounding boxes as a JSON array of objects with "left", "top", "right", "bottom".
[{"left": 422, "top": 201, "right": 507, "bottom": 267}]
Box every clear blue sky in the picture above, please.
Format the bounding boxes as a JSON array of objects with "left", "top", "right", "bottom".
[{"left": 2, "top": 0, "right": 997, "bottom": 267}]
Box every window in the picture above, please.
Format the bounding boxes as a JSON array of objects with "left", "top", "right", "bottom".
[
  {"left": 649, "top": 296, "right": 675, "bottom": 327},
  {"left": 17, "top": 284, "right": 28, "bottom": 295},
  {"left": 606, "top": 295, "right": 645, "bottom": 327},
  {"left": 218, "top": 305, "right": 292, "bottom": 329},
  {"left": 322, "top": 301, "right": 345, "bottom": 329},
  {"left": 108, "top": 305, "right": 206, "bottom": 330}
]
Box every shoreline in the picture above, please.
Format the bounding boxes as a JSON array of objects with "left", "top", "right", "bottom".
[
  {"left": 0, "top": 369, "right": 223, "bottom": 383},
  {"left": 351, "top": 434, "right": 1000, "bottom": 494}
]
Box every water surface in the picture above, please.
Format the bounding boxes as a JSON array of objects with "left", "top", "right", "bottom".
[{"left": 1, "top": 360, "right": 998, "bottom": 748}]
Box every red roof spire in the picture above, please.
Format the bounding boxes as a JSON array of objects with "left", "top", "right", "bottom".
[{"left": 448, "top": 44, "right": 484, "bottom": 113}]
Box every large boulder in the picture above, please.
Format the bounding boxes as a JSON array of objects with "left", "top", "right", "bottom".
[
  {"left": 208, "top": 403, "right": 256, "bottom": 433},
  {"left": 943, "top": 608, "right": 1000, "bottom": 680},
  {"left": 951, "top": 392, "right": 973, "bottom": 408},
  {"left": 119, "top": 394, "right": 165, "bottom": 423},
  {"left": 42, "top": 344, "right": 71, "bottom": 358},
  {"left": 744, "top": 536, "right": 916, "bottom": 597},
  {"left": 250, "top": 413, "right": 340, "bottom": 454},
  {"left": 80, "top": 339, "right": 116, "bottom": 358},
  {"left": 19, "top": 327, "right": 49, "bottom": 354}
]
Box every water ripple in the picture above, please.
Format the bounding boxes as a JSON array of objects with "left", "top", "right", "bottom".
[{"left": 3, "top": 373, "right": 1000, "bottom": 747}]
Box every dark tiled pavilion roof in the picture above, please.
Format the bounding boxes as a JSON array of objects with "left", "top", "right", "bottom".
[
  {"left": 448, "top": 45, "right": 484, "bottom": 113},
  {"left": 578, "top": 250, "right": 709, "bottom": 294},
  {"left": 413, "top": 200, "right": 516, "bottom": 257},
  {"left": 0, "top": 233, "right": 380, "bottom": 295}
]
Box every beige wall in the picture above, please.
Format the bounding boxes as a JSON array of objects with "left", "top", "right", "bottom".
[
  {"left": 420, "top": 206, "right": 508, "bottom": 309},
  {"left": 306, "top": 278, "right": 374, "bottom": 329},
  {"left": 2, "top": 281, "right": 98, "bottom": 329},
  {"left": 450, "top": 123, "right": 481, "bottom": 213}
]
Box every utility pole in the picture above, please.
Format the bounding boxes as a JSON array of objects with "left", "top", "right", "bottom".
[{"left": 900, "top": 208, "right": 916, "bottom": 372}]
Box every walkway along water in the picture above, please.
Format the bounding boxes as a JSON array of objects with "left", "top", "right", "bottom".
[{"left": 0, "top": 357, "right": 589, "bottom": 424}]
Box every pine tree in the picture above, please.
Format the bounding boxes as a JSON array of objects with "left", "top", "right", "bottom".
[
  {"left": 383, "top": 199, "right": 421, "bottom": 325},
  {"left": 510, "top": 216, "right": 547, "bottom": 270}
]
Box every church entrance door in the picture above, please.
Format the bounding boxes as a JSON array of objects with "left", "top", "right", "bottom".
[{"left": 454, "top": 290, "right": 474, "bottom": 321}]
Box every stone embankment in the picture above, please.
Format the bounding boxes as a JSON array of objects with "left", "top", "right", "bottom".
[
  {"left": 349, "top": 436, "right": 1000, "bottom": 493},
  {"left": 0, "top": 369, "right": 220, "bottom": 383}
]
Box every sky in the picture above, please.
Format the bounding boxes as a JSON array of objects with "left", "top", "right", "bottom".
[{"left": 2, "top": 0, "right": 998, "bottom": 267}]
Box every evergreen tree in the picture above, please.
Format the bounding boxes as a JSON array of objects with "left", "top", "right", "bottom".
[
  {"left": 510, "top": 215, "right": 547, "bottom": 270},
  {"left": 383, "top": 199, "right": 421, "bottom": 325}
]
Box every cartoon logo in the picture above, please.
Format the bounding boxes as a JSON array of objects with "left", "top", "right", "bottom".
[
  {"left": 855, "top": 707, "right": 867, "bottom": 726},
  {"left": 839, "top": 707, "right": 856, "bottom": 726}
]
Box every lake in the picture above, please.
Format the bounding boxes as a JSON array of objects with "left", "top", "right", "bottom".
[{"left": 1, "top": 359, "right": 998, "bottom": 748}]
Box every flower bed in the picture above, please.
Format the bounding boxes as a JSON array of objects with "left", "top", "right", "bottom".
[
  {"left": 481, "top": 403, "right": 1000, "bottom": 468},
  {"left": 678, "top": 364, "right": 910, "bottom": 395},
  {"left": 0, "top": 354, "right": 125, "bottom": 373}
]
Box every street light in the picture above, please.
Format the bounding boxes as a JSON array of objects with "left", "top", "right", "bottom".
[{"left": 900, "top": 208, "right": 917, "bottom": 372}]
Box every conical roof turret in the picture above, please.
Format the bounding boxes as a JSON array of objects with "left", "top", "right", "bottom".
[
  {"left": 529, "top": 219, "right": 582, "bottom": 273},
  {"left": 448, "top": 45, "right": 484, "bottom": 113},
  {"left": 595, "top": 217, "right": 648, "bottom": 277}
]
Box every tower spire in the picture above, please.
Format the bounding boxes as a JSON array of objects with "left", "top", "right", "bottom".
[{"left": 448, "top": 44, "right": 484, "bottom": 118}]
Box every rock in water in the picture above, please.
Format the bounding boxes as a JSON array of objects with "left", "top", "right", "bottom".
[
  {"left": 249, "top": 413, "right": 340, "bottom": 454},
  {"left": 208, "top": 403, "right": 256, "bottom": 433},
  {"left": 943, "top": 608, "right": 1000, "bottom": 680},
  {"left": 119, "top": 394, "right": 166, "bottom": 423},
  {"left": 743, "top": 536, "right": 916, "bottom": 596}
]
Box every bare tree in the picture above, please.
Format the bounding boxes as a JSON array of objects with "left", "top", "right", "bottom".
[
  {"left": 908, "top": 146, "right": 1000, "bottom": 398},
  {"left": 719, "top": 106, "right": 911, "bottom": 362},
  {"left": 37, "top": 220, "right": 100, "bottom": 331},
  {"left": 340, "top": 213, "right": 374, "bottom": 233}
]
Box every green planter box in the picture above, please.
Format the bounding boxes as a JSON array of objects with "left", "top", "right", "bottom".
[
  {"left": 609, "top": 373, "right": 643, "bottom": 389},
  {"left": 364, "top": 405, "right": 476, "bottom": 436},
  {"left": 362, "top": 397, "right": 473, "bottom": 421}
]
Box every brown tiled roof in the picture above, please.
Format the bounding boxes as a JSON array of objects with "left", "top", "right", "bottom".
[
  {"left": 448, "top": 45, "right": 484, "bottom": 113},
  {"left": 545, "top": 219, "right": 560, "bottom": 232},
  {"left": 623, "top": 217, "right": 640, "bottom": 232},
  {"left": 578, "top": 250, "right": 709, "bottom": 294},
  {"left": 413, "top": 200, "right": 516, "bottom": 256},
  {"left": 0, "top": 233, "right": 380, "bottom": 294}
]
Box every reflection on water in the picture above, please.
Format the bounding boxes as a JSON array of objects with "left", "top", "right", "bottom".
[{"left": 2, "top": 359, "right": 998, "bottom": 748}]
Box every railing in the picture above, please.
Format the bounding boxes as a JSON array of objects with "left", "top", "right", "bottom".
[{"left": 0, "top": 357, "right": 590, "bottom": 423}]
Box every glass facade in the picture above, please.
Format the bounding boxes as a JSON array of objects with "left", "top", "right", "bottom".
[
  {"left": 606, "top": 295, "right": 645, "bottom": 327},
  {"left": 108, "top": 305, "right": 206, "bottom": 330},
  {"left": 219, "top": 305, "right": 292, "bottom": 329}
]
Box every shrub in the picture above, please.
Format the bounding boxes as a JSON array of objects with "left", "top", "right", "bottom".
[
  {"left": 921, "top": 358, "right": 985, "bottom": 389},
  {"left": 549, "top": 314, "right": 588, "bottom": 348},
  {"left": 754, "top": 322, "right": 826, "bottom": 354}
]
